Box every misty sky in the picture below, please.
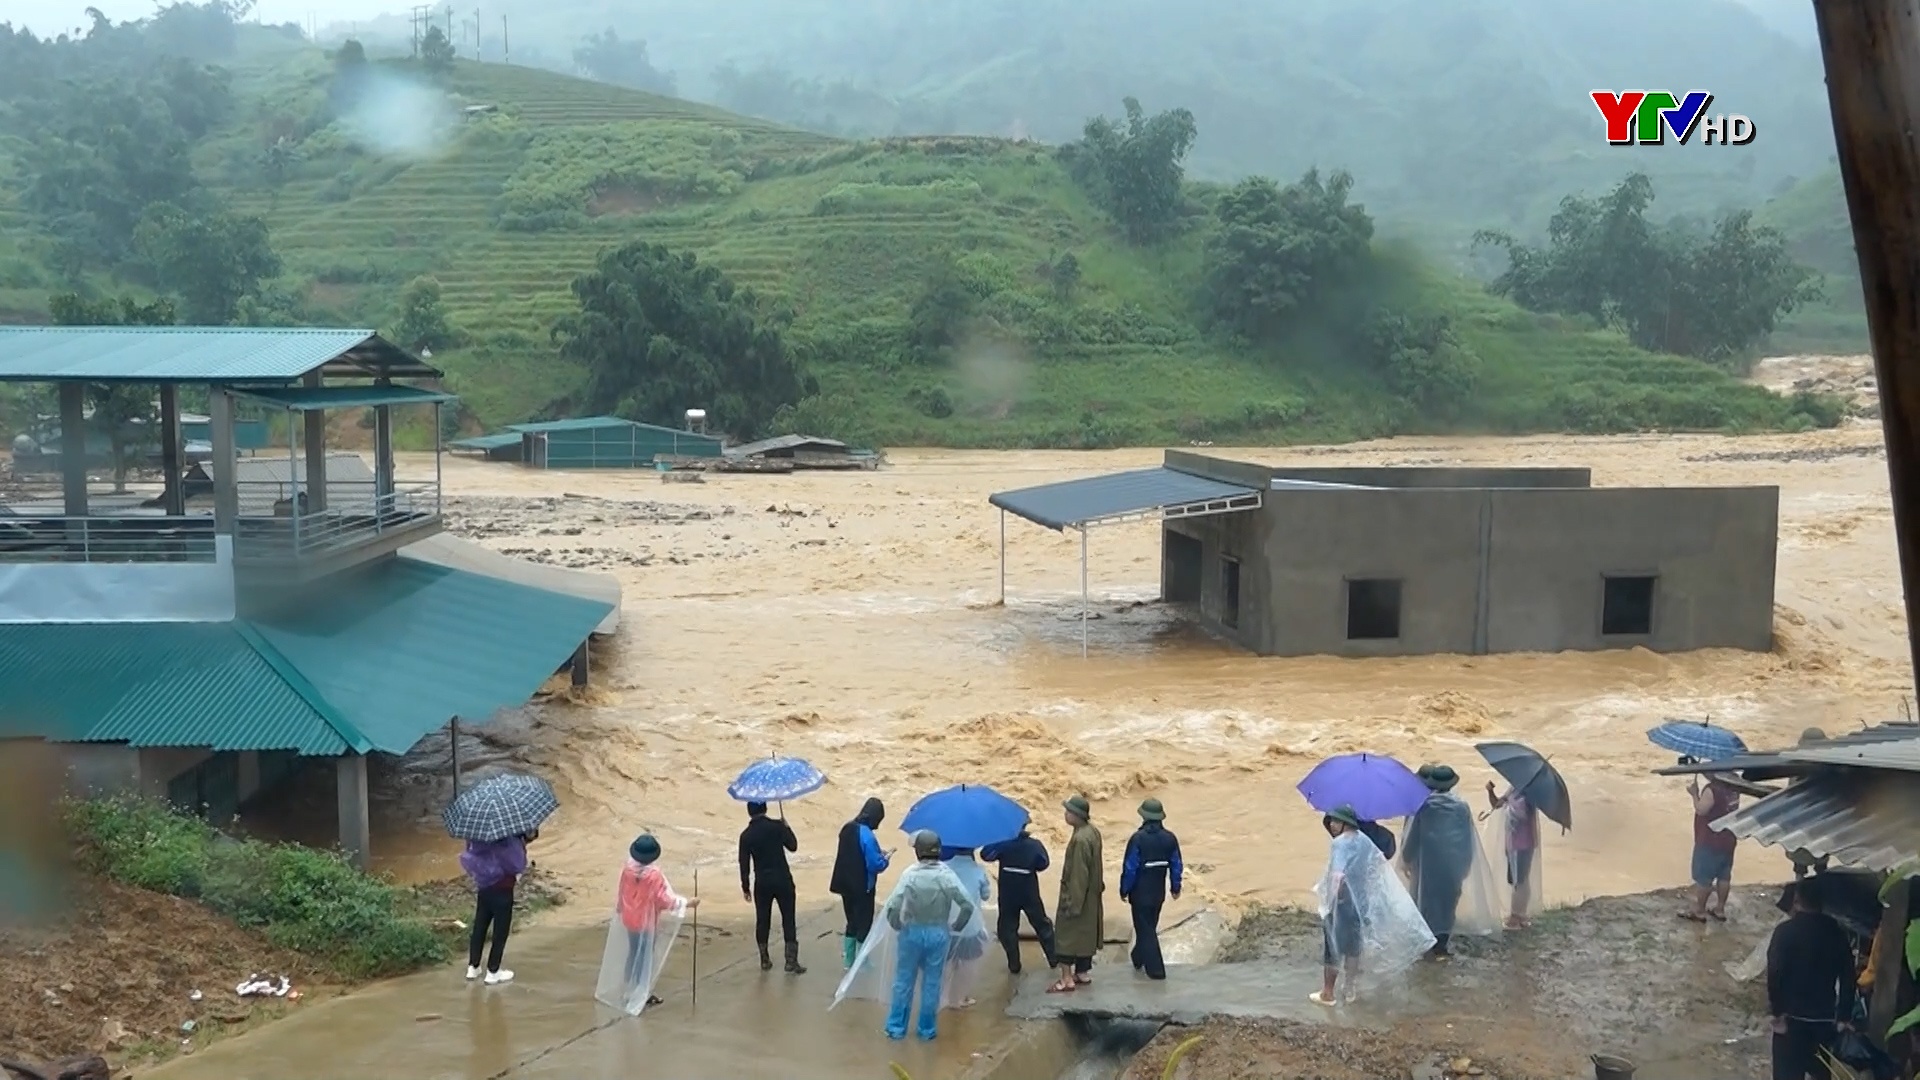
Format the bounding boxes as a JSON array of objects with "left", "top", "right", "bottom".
[{"left": 0, "top": 0, "right": 396, "bottom": 35}]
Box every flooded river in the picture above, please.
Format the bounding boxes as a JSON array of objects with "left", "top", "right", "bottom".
[{"left": 342, "top": 365, "right": 1906, "bottom": 931}]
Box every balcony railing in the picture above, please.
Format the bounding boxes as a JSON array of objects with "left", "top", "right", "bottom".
[
  {"left": 230, "top": 479, "right": 442, "bottom": 562},
  {"left": 0, "top": 513, "right": 218, "bottom": 563}
]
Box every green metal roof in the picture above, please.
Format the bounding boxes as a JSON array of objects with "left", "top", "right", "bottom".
[
  {"left": 505, "top": 415, "right": 630, "bottom": 433},
  {"left": 0, "top": 559, "right": 614, "bottom": 756},
  {"left": 236, "top": 384, "right": 455, "bottom": 410},
  {"left": 0, "top": 327, "right": 441, "bottom": 383},
  {"left": 449, "top": 432, "right": 523, "bottom": 450}
]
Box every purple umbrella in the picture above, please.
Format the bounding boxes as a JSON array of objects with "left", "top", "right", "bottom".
[{"left": 1296, "top": 753, "right": 1431, "bottom": 822}]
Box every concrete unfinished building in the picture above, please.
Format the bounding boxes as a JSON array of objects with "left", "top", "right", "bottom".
[{"left": 991, "top": 450, "right": 1778, "bottom": 657}]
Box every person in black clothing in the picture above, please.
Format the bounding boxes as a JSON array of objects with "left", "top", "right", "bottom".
[
  {"left": 1119, "top": 798, "right": 1183, "bottom": 981},
  {"left": 739, "top": 801, "right": 805, "bottom": 974},
  {"left": 828, "top": 797, "right": 891, "bottom": 968},
  {"left": 981, "top": 827, "right": 1057, "bottom": 974},
  {"left": 1767, "top": 876, "right": 1856, "bottom": 1080}
]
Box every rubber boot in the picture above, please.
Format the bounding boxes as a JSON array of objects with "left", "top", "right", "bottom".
[
  {"left": 842, "top": 935, "right": 857, "bottom": 968},
  {"left": 758, "top": 943, "right": 773, "bottom": 971},
  {"left": 785, "top": 941, "right": 806, "bottom": 975}
]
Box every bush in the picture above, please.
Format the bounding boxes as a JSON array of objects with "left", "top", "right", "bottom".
[{"left": 66, "top": 797, "right": 446, "bottom": 979}]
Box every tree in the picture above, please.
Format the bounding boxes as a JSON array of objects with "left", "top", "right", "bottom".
[
  {"left": 392, "top": 276, "right": 453, "bottom": 353},
  {"left": 1061, "top": 97, "right": 1197, "bottom": 243},
  {"left": 333, "top": 38, "right": 367, "bottom": 69},
  {"left": 908, "top": 258, "right": 976, "bottom": 355},
  {"left": 1203, "top": 170, "right": 1375, "bottom": 339},
  {"left": 132, "top": 204, "right": 282, "bottom": 324},
  {"left": 1368, "top": 310, "right": 1480, "bottom": 418},
  {"left": 48, "top": 292, "right": 176, "bottom": 492},
  {"left": 419, "top": 26, "right": 455, "bottom": 73},
  {"left": 1474, "top": 173, "right": 1822, "bottom": 367},
  {"left": 574, "top": 30, "right": 677, "bottom": 95},
  {"left": 1047, "top": 252, "right": 1081, "bottom": 302},
  {"left": 553, "top": 242, "right": 813, "bottom": 438}
]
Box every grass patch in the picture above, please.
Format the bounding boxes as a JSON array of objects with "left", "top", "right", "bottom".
[{"left": 66, "top": 797, "right": 447, "bottom": 980}]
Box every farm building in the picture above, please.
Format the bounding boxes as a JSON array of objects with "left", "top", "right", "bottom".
[
  {"left": 991, "top": 450, "right": 1779, "bottom": 657},
  {"left": 727, "top": 434, "right": 881, "bottom": 470},
  {"left": 452, "top": 416, "right": 724, "bottom": 468}
]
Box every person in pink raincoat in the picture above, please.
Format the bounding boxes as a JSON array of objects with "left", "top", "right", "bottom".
[{"left": 616, "top": 833, "right": 698, "bottom": 1008}]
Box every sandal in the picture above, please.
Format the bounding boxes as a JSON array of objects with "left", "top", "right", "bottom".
[
  {"left": 1677, "top": 911, "right": 1707, "bottom": 923},
  {"left": 645, "top": 995, "right": 664, "bottom": 1007},
  {"left": 1706, "top": 909, "right": 1727, "bottom": 922},
  {"left": 1045, "top": 979, "right": 1077, "bottom": 994},
  {"left": 1074, "top": 974, "right": 1092, "bottom": 985},
  {"left": 1308, "top": 990, "right": 1337, "bottom": 1007}
]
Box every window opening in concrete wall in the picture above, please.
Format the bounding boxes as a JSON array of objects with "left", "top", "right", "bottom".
[
  {"left": 1602, "top": 574, "right": 1657, "bottom": 636},
  {"left": 1346, "top": 578, "right": 1402, "bottom": 640},
  {"left": 1220, "top": 555, "right": 1241, "bottom": 628},
  {"left": 1165, "top": 531, "right": 1203, "bottom": 602}
]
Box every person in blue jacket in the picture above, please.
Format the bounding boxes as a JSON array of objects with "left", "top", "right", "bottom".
[
  {"left": 1119, "top": 798, "right": 1183, "bottom": 980},
  {"left": 982, "top": 826, "right": 1057, "bottom": 974},
  {"left": 829, "top": 797, "right": 892, "bottom": 967}
]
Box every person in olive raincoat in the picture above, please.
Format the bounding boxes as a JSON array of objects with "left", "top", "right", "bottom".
[
  {"left": 1402, "top": 764, "right": 1477, "bottom": 959},
  {"left": 1119, "top": 798, "right": 1183, "bottom": 981},
  {"left": 1048, "top": 794, "right": 1104, "bottom": 994}
]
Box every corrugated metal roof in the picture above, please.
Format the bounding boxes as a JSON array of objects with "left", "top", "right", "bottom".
[
  {"left": 505, "top": 416, "right": 629, "bottom": 433},
  {"left": 1785, "top": 734, "right": 1920, "bottom": 772},
  {"left": 0, "top": 560, "right": 615, "bottom": 756},
  {"left": 0, "top": 328, "right": 440, "bottom": 382},
  {"left": 449, "top": 432, "right": 523, "bottom": 450},
  {"left": 401, "top": 534, "right": 621, "bottom": 635},
  {"left": 989, "top": 467, "right": 1260, "bottom": 531},
  {"left": 0, "top": 622, "right": 350, "bottom": 754},
  {"left": 237, "top": 384, "right": 454, "bottom": 410},
  {"left": 728, "top": 434, "right": 849, "bottom": 458},
  {"left": 1655, "top": 723, "right": 1920, "bottom": 781},
  {"left": 246, "top": 557, "right": 615, "bottom": 753},
  {"left": 1713, "top": 771, "right": 1920, "bottom": 872}
]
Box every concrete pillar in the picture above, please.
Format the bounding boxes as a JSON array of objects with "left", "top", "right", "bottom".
[
  {"left": 570, "top": 641, "right": 589, "bottom": 687},
  {"left": 159, "top": 383, "right": 184, "bottom": 517},
  {"left": 373, "top": 405, "right": 394, "bottom": 502},
  {"left": 210, "top": 390, "right": 238, "bottom": 533},
  {"left": 237, "top": 749, "right": 261, "bottom": 803},
  {"left": 302, "top": 371, "right": 328, "bottom": 512},
  {"left": 57, "top": 382, "right": 87, "bottom": 518},
  {"left": 336, "top": 753, "right": 370, "bottom": 870}
]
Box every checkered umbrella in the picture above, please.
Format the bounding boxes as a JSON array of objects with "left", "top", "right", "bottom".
[
  {"left": 441, "top": 771, "right": 559, "bottom": 843},
  {"left": 1647, "top": 719, "right": 1747, "bottom": 762}
]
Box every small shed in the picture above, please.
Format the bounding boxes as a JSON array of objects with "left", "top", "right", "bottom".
[
  {"left": 512, "top": 416, "right": 723, "bottom": 469},
  {"left": 726, "top": 433, "right": 879, "bottom": 470},
  {"left": 448, "top": 432, "right": 524, "bottom": 462}
]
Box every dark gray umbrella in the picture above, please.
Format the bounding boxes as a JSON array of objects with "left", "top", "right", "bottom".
[
  {"left": 441, "top": 771, "right": 559, "bottom": 842},
  {"left": 1474, "top": 741, "right": 1572, "bottom": 829}
]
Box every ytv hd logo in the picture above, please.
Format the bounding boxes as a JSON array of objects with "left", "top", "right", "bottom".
[{"left": 1591, "top": 91, "right": 1755, "bottom": 146}]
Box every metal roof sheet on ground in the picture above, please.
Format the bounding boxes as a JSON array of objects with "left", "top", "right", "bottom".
[
  {"left": 989, "top": 467, "right": 1260, "bottom": 531},
  {"left": 237, "top": 385, "right": 455, "bottom": 410},
  {"left": 187, "top": 453, "right": 382, "bottom": 514},
  {"left": 0, "top": 561, "right": 616, "bottom": 756},
  {"left": 0, "top": 328, "right": 439, "bottom": 382},
  {"left": 244, "top": 558, "right": 614, "bottom": 753},
  {"left": 726, "top": 434, "right": 850, "bottom": 457},
  {"left": 400, "top": 533, "right": 621, "bottom": 636},
  {"left": 1712, "top": 772, "right": 1920, "bottom": 873},
  {"left": 449, "top": 432, "right": 523, "bottom": 450}
]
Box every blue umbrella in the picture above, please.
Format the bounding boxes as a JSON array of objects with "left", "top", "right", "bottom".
[
  {"left": 1296, "top": 753, "right": 1431, "bottom": 822},
  {"left": 899, "top": 785, "right": 1030, "bottom": 849},
  {"left": 1648, "top": 719, "right": 1747, "bottom": 761},
  {"left": 727, "top": 756, "right": 827, "bottom": 803}
]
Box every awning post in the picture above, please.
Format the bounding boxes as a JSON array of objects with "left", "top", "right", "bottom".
[
  {"left": 1080, "top": 526, "right": 1088, "bottom": 658},
  {"left": 449, "top": 717, "right": 462, "bottom": 795},
  {"left": 998, "top": 508, "right": 1006, "bottom": 606},
  {"left": 336, "top": 752, "right": 370, "bottom": 870}
]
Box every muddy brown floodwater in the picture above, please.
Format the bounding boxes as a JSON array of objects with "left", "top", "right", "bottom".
[{"left": 335, "top": 357, "right": 1905, "bottom": 938}]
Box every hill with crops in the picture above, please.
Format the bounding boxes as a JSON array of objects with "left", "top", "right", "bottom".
[{"left": 0, "top": 21, "right": 1842, "bottom": 447}]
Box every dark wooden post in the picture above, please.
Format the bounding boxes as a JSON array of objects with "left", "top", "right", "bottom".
[
  {"left": 1812, "top": 0, "right": 1920, "bottom": 687},
  {"left": 1872, "top": 877, "right": 1913, "bottom": 1040},
  {"left": 570, "top": 641, "right": 589, "bottom": 688}
]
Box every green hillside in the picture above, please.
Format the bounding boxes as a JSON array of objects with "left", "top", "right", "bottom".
[
  {"left": 1757, "top": 168, "right": 1869, "bottom": 353},
  {"left": 0, "top": 33, "right": 1837, "bottom": 447}
]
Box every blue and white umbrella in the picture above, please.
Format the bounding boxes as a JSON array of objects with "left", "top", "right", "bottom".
[
  {"left": 442, "top": 771, "right": 559, "bottom": 843},
  {"left": 727, "top": 756, "right": 827, "bottom": 803},
  {"left": 1648, "top": 719, "right": 1747, "bottom": 762}
]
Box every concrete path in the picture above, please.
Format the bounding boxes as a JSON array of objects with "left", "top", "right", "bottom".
[
  {"left": 1005, "top": 961, "right": 1331, "bottom": 1026},
  {"left": 146, "top": 906, "right": 1019, "bottom": 1080}
]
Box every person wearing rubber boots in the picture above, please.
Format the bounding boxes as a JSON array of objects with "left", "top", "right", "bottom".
[
  {"left": 981, "top": 826, "right": 1056, "bottom": 974},
  {"left": 1119, "top": 797, "right": 1183, "bottom": 980},
  {"left": 830, "top": 797, "right": 891, "bottom": 968}
]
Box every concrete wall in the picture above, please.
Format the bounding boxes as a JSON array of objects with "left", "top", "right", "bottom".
[
  {"left": 1161, "top": 450, "right": 1591, "bottom": 490},
  {"left": 1160, "top": 482, "right": 1778, "bottom": 657}
]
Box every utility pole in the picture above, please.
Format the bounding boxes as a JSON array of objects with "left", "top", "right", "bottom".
[
  {"left": 502, "top": 14, "right": 509, "bottom": 64},
  {"left": 474, "top": 8, "right": 481, "bottom": 57}
]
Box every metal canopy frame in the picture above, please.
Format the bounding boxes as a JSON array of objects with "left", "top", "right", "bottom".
[{"left": 996, "top": 492, "right": 1264, "bottom": 656}]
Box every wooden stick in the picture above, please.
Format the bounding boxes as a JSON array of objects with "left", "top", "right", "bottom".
[
  {"left": 691, "top": 867, "right": 699, "bottom": 1008},
  {"left": 1812, "top": 0, "right": 1920, "bottom": 688}
]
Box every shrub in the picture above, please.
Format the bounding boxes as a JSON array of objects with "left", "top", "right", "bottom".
[{"left": 66, "top": 797, "right": 446, "bottom": 979}]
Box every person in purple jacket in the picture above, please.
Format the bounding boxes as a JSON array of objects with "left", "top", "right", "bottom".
[{"left": 461, "top": 829, "right": 536, "bottom": 984}]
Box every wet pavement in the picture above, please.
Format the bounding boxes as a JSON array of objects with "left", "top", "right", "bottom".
[
  {"left": 1006, "top": 962, "right": 1324, "bottom": 1025},
  {"left": 142, "top": 906, "right": 1023, "bottom": 1080}
]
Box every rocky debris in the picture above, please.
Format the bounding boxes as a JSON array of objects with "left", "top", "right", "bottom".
[
  {"left": 1686, "top": 444, "right": 1883, "bottom": 465},
  {"left": 442, "top": 495, "right": 731, "bottom": 540}
]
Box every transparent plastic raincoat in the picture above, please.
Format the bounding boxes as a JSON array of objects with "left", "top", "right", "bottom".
[
  {"left": 594, "top": 859, "right": 687, "bottom": 1015},
  {"left": 941, "top": 852, "right": 993, "bottom": 1002},
  {"left": 1400, "top": 791, "right": 1503, "bottom": 939},
  {"left": 831, "top": 860, "right": 977, "bottom": 1012},
  {"left": 1316, "top": 829, "right": 1435, "bottom": 979},
  {"left": 1484, "top": 788, "right": 1544, "bottom": 922}
]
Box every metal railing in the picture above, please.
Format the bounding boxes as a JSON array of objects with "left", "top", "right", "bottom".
[
  {"left": 231, "top": 479, "right": 442, "bottom": 561},
  {"left": 0, "top": 513, "right": 218, "bottom": 563}
]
